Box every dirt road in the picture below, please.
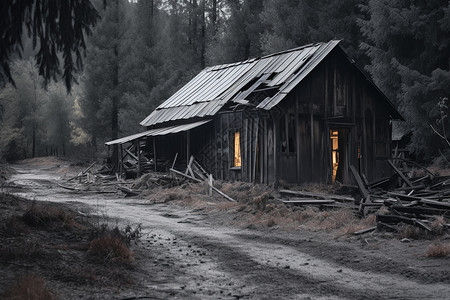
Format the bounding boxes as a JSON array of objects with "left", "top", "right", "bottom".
[{"left": 5, "top": 160, "right": 450, "bottom": 299}]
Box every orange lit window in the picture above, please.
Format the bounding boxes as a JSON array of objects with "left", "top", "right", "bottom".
[{"left": 234, "top": 132, "right": 241, "bottom": 167}]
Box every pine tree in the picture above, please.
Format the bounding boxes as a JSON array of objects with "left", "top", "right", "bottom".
[{"left": 359, "top": 0, "right": 450, "bottom": 159}]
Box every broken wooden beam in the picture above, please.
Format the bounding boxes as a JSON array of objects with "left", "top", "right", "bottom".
[
  {"left": 376, "top": 214, "right": 432, "bottom": 232},
  {"left": 279, "top": 189, "right": 354, "bottom": 202},
  {"left": 353, "top": 226, "right": 377, "bottom": 235},
  {"left": 387, "top": 160, "right": 413, "bottom": 187},
  {"left": 277, "top": 198, "right": 335, "bottom": 205},
  {"left": 349, "top": 165, "right": 370, "bottom": 200},
  {"left": 118, "top": 186, "right": 139, "bottom": 197},
  {"left": 170, "top": 168, "right": 202, "bottom": 183},
  {"left": 68, "top": 162, "right": 96, "bottom": 181},
  {"left": 207, "top": 182, "right": 236, "bottom": 202}
]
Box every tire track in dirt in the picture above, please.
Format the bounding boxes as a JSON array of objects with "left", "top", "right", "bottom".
[{"left": 6, "top": 162, "right": 450, "bottom": 299}]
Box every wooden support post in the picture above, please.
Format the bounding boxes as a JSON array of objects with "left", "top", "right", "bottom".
[
  {"left": 119, "top": 144, "right": 123, "bottom": 179},
  {"left": 253, "top": 118, "right": 259, "bottom": 182},
  {"left": 310, "top": 104, "right": 314, "bottom": 180},
  {"left": 153, "top": 138, "right": 157, "bottom": 172},
  {"left": 137, "top": 139, "right": 141, "bottom": 177},
  {"left": 243, "top": 118, "right": 248, "bottom": 181},
  {"left": 208, "top": 174, "right": 213, "bottom": 196},
  {"left": 172, "top": 153, "right": 178, "bottom": 169},
  {"left": 220, "top": 117, "right": 223, "bottom": 180},
  {"left": 186, "top": 130, "right": 191, "bottom": 166},
  {"left": 273, "top": 116, "right": 279, "bottom": 187},
  {"left": 264, "top": 118, "right": 268, "bottom": 184},
  {"left": 186, "top": 156, "right": 195, "bottom": 178},
  {"left": 260, "top": 119, "right": 264, "bottom": 184},
  {"left": 295, "top": 95, "right": 300, "bottom": 183}
]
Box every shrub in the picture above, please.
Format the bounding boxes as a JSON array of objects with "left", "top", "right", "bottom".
[
  {"left": 88, "top": 235, "right": 133, "bottom": 263},
  {"left": 4, "top": 275, "right": 55, "bottom": 300},
  {"left": 397, "top": 223, "right": 426, "bottom": 240},
  {"left": 425, "top": 242, "right": 450, "bottom": 257},
  {"left": 430, "top": 216, "right": 447, "bottom": 235}
]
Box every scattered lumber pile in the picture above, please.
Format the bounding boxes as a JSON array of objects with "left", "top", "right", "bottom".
[
  {"left": 276, "top": 189, "right": 355, "bottom": 209},
  {"left": 170, "top": 155, "right": 236, "bottom": 202},
  {"left": 277, "top": 159, "right": 449, "bottom": 235},
  {"left": 349, "top": 160, "right": 450, "bottom": 235}
]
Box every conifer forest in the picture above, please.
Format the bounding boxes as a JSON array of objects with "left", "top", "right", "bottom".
[{"left": 1, "top": 0, "right": 449, "bottom": 163}]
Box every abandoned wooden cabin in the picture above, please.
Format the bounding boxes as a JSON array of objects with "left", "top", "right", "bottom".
[{"left": 106, "top": 40, "right": 403, "bottom": 185}]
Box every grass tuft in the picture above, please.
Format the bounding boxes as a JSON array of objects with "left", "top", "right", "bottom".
[
  {"left": 425, "top": 242, "right": 450, "bottom": 257},
  {"left": 88, "top": 235, "right": 133, "bottom": 264},
  {"left": 397, "top": 223, "right": 426, "bottom": 240}
]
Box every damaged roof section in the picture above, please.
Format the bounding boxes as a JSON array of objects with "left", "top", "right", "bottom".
[
  {"left": 141, "top": 41, "right": 341, "bottom": 127},
  {"left": 140, "top": 39, "right": 402, "bottom": 128}
]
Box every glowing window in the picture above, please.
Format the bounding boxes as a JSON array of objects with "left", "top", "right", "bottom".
[
  {"left": 234, "top": 132, "right": 241, "bottom": 167},
  {"left": 330, "top": 130, "right": 339, "bottom": 182}
]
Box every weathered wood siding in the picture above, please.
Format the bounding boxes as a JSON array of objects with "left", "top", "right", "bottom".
[{"left": 194, "top": 50, "right": 393, "bottom": 184}]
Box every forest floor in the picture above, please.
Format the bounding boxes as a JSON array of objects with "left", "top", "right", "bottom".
[{"left": 0, "top": 157, "right": 449, "bottom": 299}]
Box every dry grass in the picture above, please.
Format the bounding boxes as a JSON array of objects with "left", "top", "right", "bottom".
[
  {"left": 425, "top": 242, "right": 450, "bottom": 257},
  {"left": 145, "top": 181, "right": 377, "bottom": 235},
  {"left": 23, "top": 201, "right": 82, "bottom": 230},
  {"left": 4, "top": 275, "right": 55, "bottom": 300},
  {"left": 397, "top": 223, "right": 427, "bottom": 239},
  {"left": 88, "top": 235, "right": 133, "bottom": 264},
  {"left": 430, "top": 216, "right": 447, "bottom": 234}
]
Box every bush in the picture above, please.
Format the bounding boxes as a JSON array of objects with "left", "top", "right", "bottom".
[
  {"left": 3, "top": 275, "right": 55, "bottom": 300},
  {"left": 88, "top": 235, "right": 133, "bottom": 263},
  {"left": 425, "top": 242, "right": 450, "bottom": 257}
]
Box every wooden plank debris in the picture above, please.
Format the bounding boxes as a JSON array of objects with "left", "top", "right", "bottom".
[
  {"left": 277, "top": 198, "right": 335, "bottom": 205},
  {"left": 387, "top": 160, "right": 413, "bottom": 187}
]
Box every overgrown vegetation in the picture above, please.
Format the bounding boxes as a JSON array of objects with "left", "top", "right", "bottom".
[{"left": 0, "top": 193, "right": 141, "bottom": 297}]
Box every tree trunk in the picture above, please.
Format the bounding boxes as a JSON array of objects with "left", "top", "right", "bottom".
[
  {"left": 201, "top": 0, "right": 206, "bottom": 68},
  {"left": 192, "top": 0, "right": 198, "bottom": 53},
  {"left": 32, "top": 126, "right": 36, "bottom": 158},
  {"left": 212, "top": 0, "right": 217, "bottom": 26},
  {"left": 111, "top": 0, "right": 120, "bottom": 167}
]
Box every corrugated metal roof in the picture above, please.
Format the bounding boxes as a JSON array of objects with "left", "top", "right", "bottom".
[
  {"left": 105, "top": 120, "right": 211, "bottom": 146},
  {"left": 140, "top": 41, "right": 339, "bottom": 127},
  {"left": 140, "top": 40, "right": 402, "bottom": 127}
]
